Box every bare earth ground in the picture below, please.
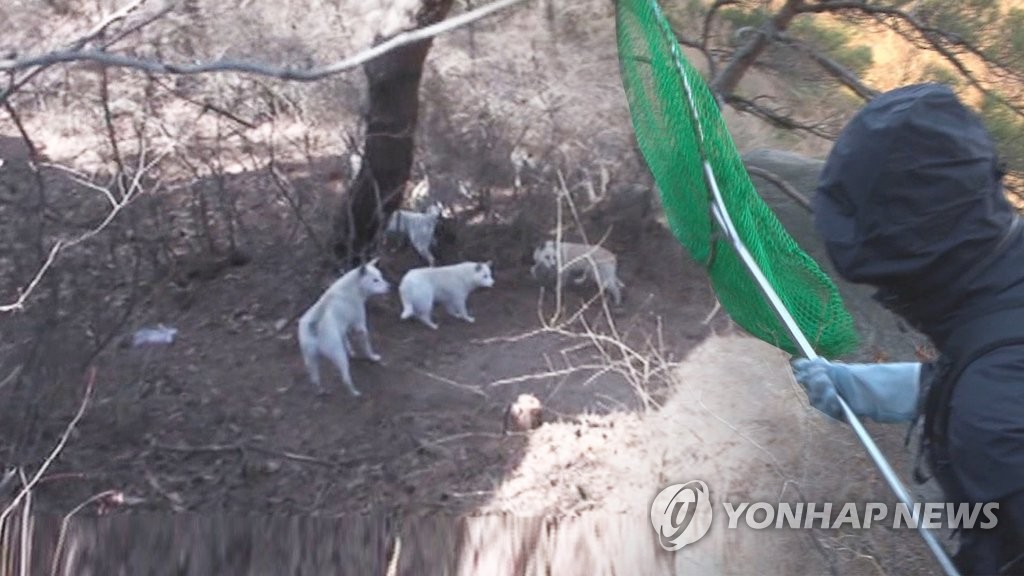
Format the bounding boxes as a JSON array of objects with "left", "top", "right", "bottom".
[{"left": 42, "top": 213, "right": 713, "bottom": 517}]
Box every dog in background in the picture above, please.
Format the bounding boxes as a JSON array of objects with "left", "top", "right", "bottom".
[
  {"left": 531, "top": 239, "right": 624, "bottom": 305},
  {"left": 399, "top": 261, "right": 495, "bottom": 329},
  {"left": 385, "top": 203, "right": 444, "bottom": 266},
  {"left": 297, "top": 258, "right": 390, "bottom": 397}
]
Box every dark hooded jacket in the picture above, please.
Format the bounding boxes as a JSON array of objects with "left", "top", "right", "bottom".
[{"left": 814, "top": 83, "right": 1024, "bottom": 505}]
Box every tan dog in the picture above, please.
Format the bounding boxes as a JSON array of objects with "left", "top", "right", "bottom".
[{"left": 530, "top": 239, "right": 624, "bottom": 305}]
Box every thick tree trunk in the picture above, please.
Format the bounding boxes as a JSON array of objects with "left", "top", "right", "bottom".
[{"left": 333, "top": 0, "right": 455, "bottom": 264}]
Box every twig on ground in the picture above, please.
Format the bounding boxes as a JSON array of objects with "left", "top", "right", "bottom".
[
  {"left": 0, "top": 469, "right": 16, "bottom": 496},
  {"left": 151, "top": 441, "right": 334, "bottom": 468},
  {"left": 447, "top": 489, "right": 497, "bottom": 500},
  {"left": 144, "top": 470, "right": 186, "bottom": 511},
  {"left": 702, "top": 299, "right": 722, "bottom": 325},
  {"left": 149, "top": 441, "right": 242, "bottom": 454},
  {"left": 413, "top": 369, "right": 490, "bottom": 399},
  {"left": 246, "top": 445, "right": 334, "bottom": 467},
  {"left": 0, "top": 365, "right": 23, "bottom": 395},
  {"left": 487, "top": 364, "right": 606, "bottom": 387},
  {"left": 309, "top": 480, "right": 335, "bottom": 513},
  {"left": 19, "top": 470, "right": 30, "bottom": 576}
]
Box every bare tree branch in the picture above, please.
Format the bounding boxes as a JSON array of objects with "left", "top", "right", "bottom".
[
  {"left": 671, "top": 0, "right": 1024, "bottom": 146},
  {"left": 798, "top": 1, "right": 1024, "bottom": 119},
  {"left": 73, "top": 0, "right": 154, "bottom": 49},
  {"left": 268, "top": 162, "right": 326, "bottom": 252},
  {"left": 2, "top": 101, "right": 50, "bottom": 220},
  {"left": 0, "top": 368, "right": 96, "bottom": 528},
  {"left": 670, "top": 1, "right": 739, "bottom": 80},
  {"left": 99, "top": 67, "right": 127, "bottom": 191},
  {"left": 746, "top": 165, "right": 812, "bottom": 212},
  {"left": 0, "top": 0, "right": 529, "bottom": 93},
  {"left": 711, "top": 0, "right": 805, "bottom": 96},
  {"left": 150, "top": 76, "right": 256, "bottom": 129},
  {"left": 0, "top": 0, "right": 162, "bottom": 102},
  {"left": 700, "top": 0, "right": 739, "bottom": 80},
  {"left": 97, "top": 1, "right": 177, "bottom": 49},
  {"left": 1, "top": 141, "right": 170, "bottom": 313},
  {"left": 773, "top": 31, "right": 878, "bottom": 101},
  {"left": 723, "top": 93, "right": 837, "bottom": 139}
]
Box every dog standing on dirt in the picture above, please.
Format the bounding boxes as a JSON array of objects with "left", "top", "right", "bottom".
[
  {"left": 297, "top": 258, "right": 390, "bottom": 397},
  {"left": 530, "top": 239, "right": 624, "bottom": 305},
  {"left": 399, "top": 261, "right": 495, "bottom": 329},
  {"left": 386, "top": 203, "right": 443, "bottom": 266}
]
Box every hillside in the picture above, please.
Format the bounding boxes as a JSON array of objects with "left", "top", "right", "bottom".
[{"left": 0, "top": 1, "right": 963, "bottom": 574}]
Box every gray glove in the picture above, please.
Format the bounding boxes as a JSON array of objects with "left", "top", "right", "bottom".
[{"left": 791, "top": 358, "right": 921, "bottom": 423}]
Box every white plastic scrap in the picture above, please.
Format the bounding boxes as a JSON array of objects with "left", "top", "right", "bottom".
[{"left": 132, "top": 324, "right": 178, "bottom": 347}]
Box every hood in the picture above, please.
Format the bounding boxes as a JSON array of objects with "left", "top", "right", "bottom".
[{"left": 814, "top": 83, "right": 1023, "bottom": 346}]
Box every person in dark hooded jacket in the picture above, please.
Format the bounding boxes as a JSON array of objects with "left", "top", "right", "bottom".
[{"left": 791, "top": 83, "right": 1024, "bottom": 574}]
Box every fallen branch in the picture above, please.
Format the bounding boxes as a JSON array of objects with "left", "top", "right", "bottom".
[
  {"left": 412, "top": 369, "right": 490, "bottom": 399},
  {"left": 246, "top": 445, "right": 334, "bottom": 467},
  {"left": 487, "top": 364, "right": 607, "bottom": 387},
  {"left": 144, "top": 470, "right": 186, "bottom": 511},
  {"left": 0, "top": 365, "right": 23, "bottom": 395},
  {"left": 151, "top": 441, "right": 334, "bottom": 468},
  {"left": 150, "top": 441, "right": 244, "bottom": 454}
]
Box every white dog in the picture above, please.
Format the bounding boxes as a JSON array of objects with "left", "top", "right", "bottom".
[
  {"left": 386, "top": 204, "right": 442, "bottom": 266},
  {"left": 530, "top": 239, "right": 624, "bottom": 305},
  {"left": 510, "top": 145, "right": 538, "bottom": 189},
  {"left": 297, "top": 258, "right": 390, "bottom": 397},
  {"left": 399, "top": 261, "right": 495, "bottom": 329}
]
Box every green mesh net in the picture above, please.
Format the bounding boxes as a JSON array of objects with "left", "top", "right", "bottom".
[{"left": 615, "top": 0, "right": 859, "bottom": 358}]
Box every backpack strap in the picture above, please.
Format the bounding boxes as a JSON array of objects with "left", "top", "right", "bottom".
[{"left": 922, "top": 305, "right": 1024, "bottom": 449}]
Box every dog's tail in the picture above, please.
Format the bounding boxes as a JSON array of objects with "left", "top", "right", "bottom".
[{"left": 297, "top": 307, "right": 321, "bottom": 378}]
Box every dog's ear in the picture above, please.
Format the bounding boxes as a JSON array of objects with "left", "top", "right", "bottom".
[
  {"left": 358, "top": 264, "right": 367, "bottom": 277},
  {"left": 484, "top": 260, "right": 492, "bottom": 268},
  {"left": 368, "top": 256, "right": 380, "bottom": 268},
  {"left": 475, "top": 263, "right": 482, "bottom": 272}
]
